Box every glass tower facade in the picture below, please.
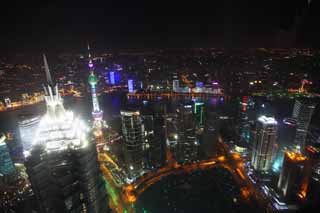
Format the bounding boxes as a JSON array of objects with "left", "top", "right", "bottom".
[
  {"left": 251, "top": 116, "right": 278, "bottom": 172},
  {"left": 176, "top": 103, "right": 199, "bottom": 163},
  {"left": 0, "top": 134, "right": 15, "bottom": 176},
  {"left": 120, "top": 110, "right": 144, "bottom": 179},
  {"left": 292, "top": 99, "right": 316, "bottom": 152}
]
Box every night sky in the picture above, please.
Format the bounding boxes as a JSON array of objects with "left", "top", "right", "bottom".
[{"left": 0, "top": 0, "right": 319, "bottom": 53}]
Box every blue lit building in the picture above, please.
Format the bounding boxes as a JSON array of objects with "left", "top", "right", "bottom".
[
  {"left": 109, "top": 71, "right": 121, "bottom": 85},
  {"left": 0, "top": 133, "right": 15, "bottom": 176},
  {"left": 128, "top": 79, "right": 134, "bottom": 93}
]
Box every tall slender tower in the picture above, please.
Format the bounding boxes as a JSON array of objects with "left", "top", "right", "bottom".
[
  {"left": 87, "top": 44, "right": 104, "bottom": 129},
  {"left": 25, "top": 55, "right": 109, "bottom": 213}
]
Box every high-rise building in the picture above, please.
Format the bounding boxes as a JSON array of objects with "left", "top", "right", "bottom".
[
  {"left": 0, "top": 133, "right": 15, "bottom": 176},
  {"left": 272, "top": 118, "right": 297, "bottom": 172},
  {"left": 172, "top": 80, "right": 179, "bottom": 92},
  {"left": 142, "top": 115, "right": 163, "bottom": 169},
  {"left": 193, "top": 101, "right": 205, "bottom": 128},
  {"left": 304, "top": 146, "right": 320, "bottom": 205},
  {"left": 292, "top": 99, "right": 316, "bottom": 152},
  {"left": 239, "top": 96, "right": 254, "bottom": 143},
  {"left": 128, "top": 79, "right": 134, "bottom": 93},
  {"left": 25, "top": 55, "right": 109, "bottom": 213},
  {"left": 109, "top": 70, "right": 120, "bottom": 85},
  {"left": 277, "top": 151, "right": 307, "bottom": 199},
  {"left": 18, "top": 113, "right": 41, "bottom": 157},
  {"left": 176, "top": 103, "right": 199, "bottom": 163},
  {"left": 251, "top": 116, "right": 278, "bottom": 172},
  {"left": 120, "top": 110, "right": 144, "bottom": 180},
  {"left": 87, "top": 44, "right": 104, "bottom": 130}
]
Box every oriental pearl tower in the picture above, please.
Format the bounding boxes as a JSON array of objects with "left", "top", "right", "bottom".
[{"left": 87, "top": 43, "right": 105, "bottom": 132}]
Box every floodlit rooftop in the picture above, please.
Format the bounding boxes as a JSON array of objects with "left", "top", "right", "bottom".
[{"left": 285, "top": 151, "right": 307, "bottom": 162}]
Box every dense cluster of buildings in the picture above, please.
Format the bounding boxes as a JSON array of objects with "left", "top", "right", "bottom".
[
  {"left": 0, "top": 48, "right": 319, "bottom": 212},
  {"left": 235, "top": 96, "right": 320, "bottom": 211}
]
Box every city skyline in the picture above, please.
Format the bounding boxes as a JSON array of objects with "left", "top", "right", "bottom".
[{"left": 1, "top": 2, "right": 320, "bottom": 212}]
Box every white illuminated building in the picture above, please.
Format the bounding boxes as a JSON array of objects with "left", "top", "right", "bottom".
[
  {"left": 251, "top": 115, "right": 278, "bottom": 172},
  {"left": 32, "top": 55, "right": 89, "bottom": 153}
]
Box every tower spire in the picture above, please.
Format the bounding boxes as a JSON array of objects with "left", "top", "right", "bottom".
[
  {"left": 87, "top": 42, "right": 92, "bottom": 62},
  {"left": 43, "top": 54, "right": 53, "bottom": 86}
]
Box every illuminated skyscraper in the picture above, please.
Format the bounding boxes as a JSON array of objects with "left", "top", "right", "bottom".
[
  {"left": 176, "top": 103, "right": 199, "bottom": 163},
  {"left": 109, "top": 70, "right": 120, "bottom": 85},
  {"left": 128, "top": 79, "right": 134, "bottom": 93},
  {"left": 0, "top": 133, "right": 15, "bottom": 176},
  {"left": 194, "top": 101, "right": 205, "bottom": 128},
  {"left": 277, "top": 151, "right": 307, "bottom": 199},
  {"left": 292, "top": 99, "right": 316, "bottom": 152},
  {"left": 87, "top": 44, "right": 104, "bottom": 129},
  {"left": 18, "top": 113, "right": 41, "bottom": 157},
  {"left": 120, "top": 110, "right": 144, "bottom": 180},
  {"left": 173, "top": 80, "right": 179, "bottom": 92},
  {"left": 142, "top": 115, "right": 164, "bottom": 169},
  {"left": 251, "top": 116, "right": 278, "bottom": 172},
  {"left": 25, "top": 55, "right": 109, "bottom": 213}
]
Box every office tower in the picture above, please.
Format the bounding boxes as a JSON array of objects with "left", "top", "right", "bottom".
[
  {"left": 239, "top": 96, "right": 251, "bottom": 143},
  {"left": 277, "top": 151, "right": 307, "bottom": 200},
  {"left": 120, "top": 110, "right": 144, "bottom": 179},
  {"left": 109, "top": 70, "right": 120, "bottom": 85},
  {"left": 25, "top": 55, "right": 108, "bottom": 213},
  {"left": 292, "top": 99, "right": 316, "bottom": 152},
  {"left": 304, "top": 146, "right": 320, "bottom": 206},
  {"left": 142, "top": 115, "right": 163, "bottom": 169},
  {"left": 18, "top": 113, "right": 41, "bottom": 157},
  {"left": 194, "top": 101, "right": 205, "bottom": 128},
  {"left": 176, "top": 103, "right": 199, "bottom": 163},
  {"left": 251, "top": 116, "right": 278, "bottom": 172},
  {"left": 272, "top": 118, "right": 297, "bottom": 172},
  {"left": 87, "top": 44, "right": 104, "bottom": 130},
  {"left": 0, "top": 133, "right": 15, "bottom": 176},
  {"left": 128, "top": 79, "right": 134, "bottom": 93},
  {"left": 172, "top": 80, "right": 179, "bottom": 92}
]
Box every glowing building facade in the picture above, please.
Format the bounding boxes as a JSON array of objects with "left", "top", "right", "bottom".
[
  {"left": 128, "top": 79, "right": 134, "bottom": 93},
  {"left": 194, "top": 101, "right": 205, "bottom": 128},
  {"left": 120, "top": 110, "right": 144, "bottom": 180},
  {"left": 277, "top": 151, "right": 307, "bottom": 199},
  {"left": 18, "top": 113, "right": 41, "bottom": 157},
  {"left": 292, "top": 99, "right": 316, "bottom": 152},
  {"left": 87, "top": 44, "right": 104, "bottom": 129},
  {"left": 176, "top": 103, "right": 199, "bottom": 163},
  {"left": 172, "top": 80, "right": 179, "bottom": 92},
  {"left": 251, "top": 116, "right": 278, "bottom": 172},
  {"left": 0, "top": 133, "right": 15, "bottom": 176},
  {"left": 109, "top": 71, "right": 120, "bottom": 85},
  {"left": 25, "top": 55, "right": 109, "bottom": 213}
]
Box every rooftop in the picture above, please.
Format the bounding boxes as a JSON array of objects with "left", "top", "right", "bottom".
[{"left": 258, "top": 115, "right": 277, "bottom": 125}]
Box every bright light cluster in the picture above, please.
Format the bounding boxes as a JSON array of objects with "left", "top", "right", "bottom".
[
  {"left": 258, "top": 115, "right": 278, "bottom": 125},
  {"left": 33, "top": 109, "right": 89, "bottom": 153}
]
